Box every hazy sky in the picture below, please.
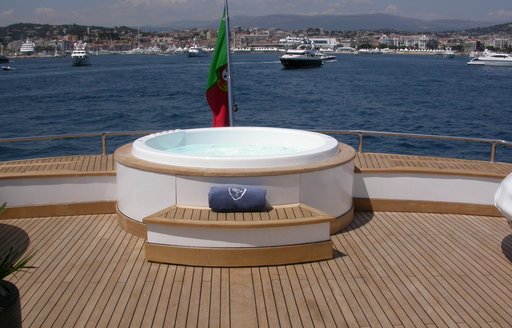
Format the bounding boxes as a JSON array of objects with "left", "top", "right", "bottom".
[{"left": 1, "top": 0, "right": 512, "bottom": 27}]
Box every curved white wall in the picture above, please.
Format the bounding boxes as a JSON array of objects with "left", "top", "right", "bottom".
[
  {"left": 301, "top": 162, "right": 354, "bottom": 216},
  {"left": 116, "top": 158, "right": 355, "bottom": 222},
  {"left": 116, "top": 163, "right": 176, "bottom": 221},
  {"left": 0, "top": 176, "right": 116, "bottom": 207},
  {"left": 354, "top": 173, "right": 501, "bottom": 205}
]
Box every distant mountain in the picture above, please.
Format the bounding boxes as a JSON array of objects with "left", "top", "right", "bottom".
[
  {"left": 463, "top": 21, "right": 512, "bottom": 35},
  {"left": 147, "top": 13, "right": 494, "bottom": 32}
]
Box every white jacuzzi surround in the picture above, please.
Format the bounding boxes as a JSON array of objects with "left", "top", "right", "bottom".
[{"left": 116, "top": 127, "right": 355, "bottom": 223}]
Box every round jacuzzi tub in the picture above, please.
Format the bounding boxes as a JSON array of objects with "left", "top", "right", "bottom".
[{"left": 131, "top": 127, "right": 340, "bottom": 168}]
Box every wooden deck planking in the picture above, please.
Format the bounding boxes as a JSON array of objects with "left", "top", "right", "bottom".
[
  {"left": 354, "top": 153, "right": 512, "bottom": 176},
  {"left": 2, "top": 213, "right": 512, "bottom": 327},
  {"left": 154, "top": 204, "right": 328, "bottom": 225},
  {"left": 2, "top": 153, "right": 511, "bottom": 180},
  {"left": 371, "top": 212, "right": 507, "bottom": 327},
  {"left": 0, "top": 154, "right": 116, "bottom": 177},
  {"left": 372, "top": 213, "right": 485, "bottom": 325}
]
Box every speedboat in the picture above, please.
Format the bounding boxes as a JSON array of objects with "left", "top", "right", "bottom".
[
  {"left": 279, "top": 41, "right": 323, "bottom": 68},
  {"left": 467, "top": 50, "right": 512, "bottom": 66},
  {"left": 1, "top": 66, "right": 15, "bottom": 71},
  {"left": 71, "top": 41, "right": 90, "bottom": 66},
  {"left": 315, "top": 47, "right": 336, "bottom": 61}
]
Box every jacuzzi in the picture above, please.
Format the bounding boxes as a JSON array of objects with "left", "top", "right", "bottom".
[
  {"left": 114, "top": 126, "right": 356, "bottom": 237},
  {"left": 131, "top": 127, "right": 340, "bottom": 168}
]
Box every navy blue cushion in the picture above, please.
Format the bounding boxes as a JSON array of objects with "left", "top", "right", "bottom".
[{"left": 208, "top": 186, "right": 267, "bottom": 212}]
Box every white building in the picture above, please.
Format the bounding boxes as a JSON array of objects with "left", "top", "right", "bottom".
[{"left": 309, "top": 37, "right": 338, "bottom": 50}]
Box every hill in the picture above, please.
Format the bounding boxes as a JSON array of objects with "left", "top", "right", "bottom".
[
  {"left": 0, "top": 23, "right": 138, "bottom": 45},
  {"left": 463, "top": 21, "right": 512, "bottom": 35},
  {"left": 149, "top": 13, "right": 495, "bottom": 32}
]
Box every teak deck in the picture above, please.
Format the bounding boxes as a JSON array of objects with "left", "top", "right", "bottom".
[
  {"left": 0, "top": 154, "right": 116, "bottom": 178},
  {"left": 1, "top": 152, "right": 512, "bottom": 327},
  {"left": 1, "top": 152, "right": 512, "bottom": 178},
  {"left": 1, "top": 211, "right": 511, "bottom": 327}
]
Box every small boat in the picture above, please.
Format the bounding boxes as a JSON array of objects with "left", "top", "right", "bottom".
[
  {"left": 317, "top": 53, "right": 336, "bottom": 61},
  {"left": 467, "top": 50, "right": 512, "bottom": 66},
  {"left": 2, "top": 66, "right": 15, "bottom": 71},
  {"left": 279, "top": 40, "right": 323, "bottom": 69},
  {"left": 71, "top": 41, "right": 91, "bottom": 66}
]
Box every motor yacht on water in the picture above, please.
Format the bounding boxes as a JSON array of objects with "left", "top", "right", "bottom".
[
  {"left": 71, "top": 41, "right": 90, "bottom": 66},
  {"left": 280, "top": 41, "right": 324, "bottom": 68},
  {"left": 467, "top": 49, "right": 512, "bottom": 66},
  {"left": 187, "top": 38, "right": 209, "bottom": 57}
]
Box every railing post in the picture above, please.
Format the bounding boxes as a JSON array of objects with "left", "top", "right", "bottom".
[
  {"left": 101, "top": 133, "right": 107, "bottom": 155},
  {"left": 358, "top": 132, "right": 364, "bottom": 153},
  {"left": 490, "top": 142, "right": 496, "bottom": 163}
]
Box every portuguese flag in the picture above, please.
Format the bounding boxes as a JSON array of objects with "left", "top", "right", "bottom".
[{"left": 206, "top": 7, "right": 230, "bottom": 127}]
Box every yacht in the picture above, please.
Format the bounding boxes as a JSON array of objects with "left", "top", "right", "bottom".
[
  {"left": 187, "top": 38, "right": 208, "bottom": 57},
  {"left": 467, "top": 50, "right": 512, "bottom": 66},
  {"left": 71, "top": 41, "right": 90, "bottom": 66},
  {"left": 19, "top": 39, "right": 35, "bottom": 55},
  {"left": 279, "top": 41, "right": 323, "bottom": 68}
]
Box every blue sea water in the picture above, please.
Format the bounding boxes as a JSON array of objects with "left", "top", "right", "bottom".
[{"left": 1, "top": 53, "right": 511, "bottom": 162}]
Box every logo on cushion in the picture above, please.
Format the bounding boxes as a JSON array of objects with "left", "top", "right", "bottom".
[{"left": 228, "top": 186, "right": 247, "bottom": 201}]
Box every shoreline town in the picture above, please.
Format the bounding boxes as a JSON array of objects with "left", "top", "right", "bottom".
[{"left": 1, "top": 22, "right": 511, "bottom": 58}]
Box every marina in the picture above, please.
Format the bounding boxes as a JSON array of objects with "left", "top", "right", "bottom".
[{"left": 1, "top": 53, "right": 511, "bottom": 162}]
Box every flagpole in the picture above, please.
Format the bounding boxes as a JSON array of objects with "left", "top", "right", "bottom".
[{"left": 224, "top": 0, "right": 234, "bottom": 126}]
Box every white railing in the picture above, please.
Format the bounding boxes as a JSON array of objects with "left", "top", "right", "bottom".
[{"left": 1, "top": 130, "right": 511, "bottom": 163}]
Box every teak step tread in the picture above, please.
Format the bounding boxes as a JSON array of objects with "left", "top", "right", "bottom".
[{"left": 143, "top": 204, "right": 334, "bottom": 228}]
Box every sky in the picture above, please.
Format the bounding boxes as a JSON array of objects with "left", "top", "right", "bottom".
[{"left": 1, "top": 0, "right": 512, "bottom": 27}]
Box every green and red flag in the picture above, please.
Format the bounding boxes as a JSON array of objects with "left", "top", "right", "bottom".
[{"left": 206, "top": 7, "right": 230, "bottom": 127}]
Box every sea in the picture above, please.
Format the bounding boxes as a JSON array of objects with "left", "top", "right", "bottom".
[{"left": 1, "top": 53, "right": 512, "bottom": 162}]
